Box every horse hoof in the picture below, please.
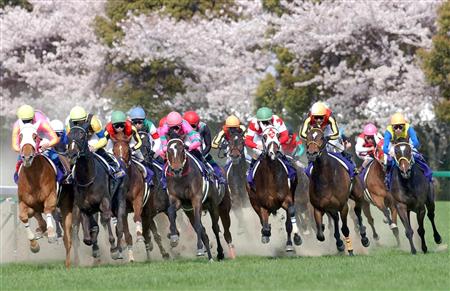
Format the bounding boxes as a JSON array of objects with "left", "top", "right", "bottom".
[
  {"left": 294, "top": 234, "right": 302, "bottom": 246},
  {"left": 217, "top": 252, "right": 225, "bottom": 261},
  {"left": 411, "top": 248, "right": 417, "bottom": 255},
  {"left": 422, "top": 246, "right": 428, "bottom": 254},
  {"left": 228, "top": 245, "right": 236, "bottom": 259},
  {"left": 48, "top": 235, "right": 57, "bottom": 244},
  {"left": 348, "top": 250, "right": 354, "bottom": 256},
  {"left": 337, "top": 242, "right": 345, "bottom": 252},
  {"left": 373, "top": 234, "right": 380, "bottom": 241},
  {"left": 92, "top": 249, "right": 100, "bottom": 258},
  {"left": 317, "top": 234, "right": 325, "bottom": 242},
  {"left": 285, "top": 244, "right": 294, "bottom": 252},
  {"left": 261, "top": 236, "right": 270, "bottom": 244},
  {"left": 136, "top": 235, "right": 145, "bottom": 243},
  {"left": 361, "top": 237, "right": 370, "bottom": 248},
  {"left": 35, "top": 232, "right": 44, "bottom": 240},
  {"left": 83, "top": 239, "right": 93, "bottom": 246},
  {"left": 434, "top": 234, "right": 442, "bottom": 244},
  {"left": 162, "top": 253, "right": 170, "bottom": 260},
  {"left": 389, "top": 223, "right": 398, "bottom": 230},
  {"left": 111, "top": 250, "right": 123, "bottom": 260},
  {"left": 170, "top": 235, "right": 179, "bottom": 248},
  {"left": 30, "top": 240, "right": 40, "bottom": 253},
  {"left": 197, "top": 249, "right": 205, "bottom": 257}
]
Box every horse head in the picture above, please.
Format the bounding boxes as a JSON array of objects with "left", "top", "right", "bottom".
[
  {"left": 262, "top": 126, "right": 280, "bottom": 161},
  {"left": 112, "top": 132, "right": 132, "bottom": 166},
  {"left": 18, "top": 121, "right": 40, "bottom": 167},
  {"left": 393, "top": 139, "right": 414, "bottom": 179},
  {"left": 67, "top": 125, "right": 89, "bottom": 165},
  {"left": 228, "top": 129, "right": 245, "bottom": 165},
  {"left": 166, "top": 138, "right": 187, "bottom": 177},
  {"left": 306, "top": 127, "right": 326, "bottom": 162}
]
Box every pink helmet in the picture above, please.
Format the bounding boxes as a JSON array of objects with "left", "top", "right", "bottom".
[
  {"left": 363, "top": 123, "right": 378, "bottom": 136},
  {"left": 166, "top": 111, "right": 183, "bottom": 127}
]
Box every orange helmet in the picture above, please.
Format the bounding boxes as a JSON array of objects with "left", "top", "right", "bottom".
[
  {"left": 390, "top": 112, "right": 406, "bottom": 125},
  {"left": 225, "top": 115, "right": 240, "bottom": 128},
  {"left": 311, "top": 102, "right": 327, "bottom": 116}
]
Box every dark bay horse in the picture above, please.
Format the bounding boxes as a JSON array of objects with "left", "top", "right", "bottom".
[
  {"left": 390, "top": 140, "right": 442, "bottom": 254},
  {"left": 166, "top": 138, "right": 234, "bottom": 260},
  {"left": 246, "top": 126, "right": 302, "bottom": 252},
  {"left": 224, "top": 129, "right": 249, "bottom": 234},
  {"left": 16, "top": 122, "right": 73, "bottom": 267},
  {"left": 67, "top": 125, "right": 125, "bottom": 263},
  {"left": 306, "top": 127, "right": 369, "bottom": 255},
  {"left": 111, "top": 132, "right": 145, "bottom": 262},
  {"left": 360, "top": 155, "right": 400, "bottom": 245}
]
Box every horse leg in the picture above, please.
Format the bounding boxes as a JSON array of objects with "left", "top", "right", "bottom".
[
  {"left": 19, "top": 201, "right": 40, "bottom": 253},
  {"left": 53, "top": 208, "right": 63, "bottom": 239},
  {"left": 33, "top": 213, "right": 46, "bottom": 239},
  {"left": 416, "top": 206, "right": 428, "bottom": 253},
  {"left": 43, "top": 192, "right": 57, "bottom": 243},
  {"left": 133, "top": 196, "right": 144, "bottom": 242},
  {"left": 167, "top": 198, "right": 181, "bottom": 247},
  {"left": 313, "top": 208, "right": 325, "bottom": 242},
  {"left": 284, "top": 210, "right": 294, "bottom": 252},
  {"left": 354, "top": 203, "right": 370, "bottom": 247},
  {"left": 340, "top": 203, "right": 354, "bottom": 256},
  {"left": 425, "top": 193, "right": 442, "bottom": 244},
  {"left": 284, "top": 202, "right": 302, "bottom": 247},
  {"left": 141, "top": 209, "right": 153, "bottom": 260},
  {"left": 71, "top": 204, "right": 81, "bottom": 266},
  {"left": 60, "top": 192, "right": 73, "bottom": 268},
  {"left": 330, "top": 211, "right": 344, "bottom": 252},
  {"left": 122, "top": 213, "right": 134, "bottom": 262},
  {"left": 149, "top": 217, "right": 169, "bottom": 259},
  {"left": 218, "top": 192, "right": 235, "bottom": 259},
  {"left": 260, "top": 208, "right": 271, "bottom": 244},
  {"left": 209, "top": 205, "right": 225, "bottom": 261},
  {"left": 362, "top": 202, "right": 378, "bottom": 242},
  {"left": 191, "top": 201, "right": 212, "bottom": 261},
  {"left": 396, "top": 202, "right": 416, "bottom": 254},
  {"left": 80, "top": 212, "right": 92, "bottom": 246},
  {"left": 114, "top": 194, "right": 126, "bottom": 259},
  {"left": 89, "top": 214, "right": 100, "bottom": 259},
  {"left": 99, "top": 197, "right": 120, "bottom": 259}
]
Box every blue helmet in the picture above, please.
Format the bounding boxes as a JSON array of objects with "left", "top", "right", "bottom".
[{"left": 129, "top": 106, "right": 146, "bottom": 120}]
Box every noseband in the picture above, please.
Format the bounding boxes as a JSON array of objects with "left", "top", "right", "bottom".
[{"left": 68, "top": 126, "right": 89, "bottom": 159}]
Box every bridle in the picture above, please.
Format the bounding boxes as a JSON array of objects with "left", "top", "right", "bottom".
[
  {"left": 166, "top": 138, "right": 187, "bottom": 174},
  {"left": 306, "top": 128, "right": 327, "bottom": 158}
]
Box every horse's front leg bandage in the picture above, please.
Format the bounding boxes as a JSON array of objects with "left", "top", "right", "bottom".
[
  {"left": 45, "top": 213, "right": 54, "bottom": 230},
  {"left": 344, "top": 236, "right": 353, "bottom": 251},
  {"left": 24, "top": 222, "right": 35, "bottom": 240}
]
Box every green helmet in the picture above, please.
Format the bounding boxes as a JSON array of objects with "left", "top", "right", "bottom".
[
  {"left": 111, "top": 111, "right": 127, "bottom": 124},
  {"left": 256, "top": 107, "right": 273, "bottom": 121}
]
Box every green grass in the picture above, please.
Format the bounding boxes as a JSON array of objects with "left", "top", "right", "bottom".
[{"left": 1, "top": 203, "right": 449, "bottom": 291}]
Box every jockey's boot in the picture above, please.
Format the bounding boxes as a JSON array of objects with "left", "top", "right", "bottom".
[
  {"left": 211, "top": 163, "right": 226, "bottom": 185},
  {"left": 14, "top": 160, "right": 22, "bottom": 184},
  {"left": 342, "top": 151, "right": 358, "bottom": 175},
  {"left": 97, "top": 149, "right": 125, "bottom": 178},
  {"left": 49, "top": 151, "right": 66, "bottom": 183}
]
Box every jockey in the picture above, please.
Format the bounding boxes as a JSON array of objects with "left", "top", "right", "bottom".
[
  {"left": 355, "top": 123, "right": 383, "bottom": 169},
  {"left": 11, "top": 105, "right": 66, "bottom": 183},
  {"left": 212, "top": 115, "right": 249, "bottom": 162},
  {"left": 157, "top": 116, "right": 167, "bottom": 136},
  {"left": 128, "top": 106, "right": 161, "bottom": 160},
  {"left": 50, "top": 119, "right": 68, "bottom": 154},
  {"left": 300, "top": 101, "right": 354, "bottom": 163},
  {"left": 282, "top": 124, "right": 305, "bottom": 161},
  {"left": 67, "top": 105, "right": 124, "bottom": 178},
  {"left": 245, "top": 107, "right": 296, "bottom": 185},
  {"left": 159, "top": 111, "right": 202, "bottom": 188},
  {"left": 382, "top": 112, "right": 432, "bottom": 186},
  {"left": 184, "top": 111, "right": 226, "bottom": 184},
  {"left": 104, "top": 110, "right": 143, "bottom": 159}
]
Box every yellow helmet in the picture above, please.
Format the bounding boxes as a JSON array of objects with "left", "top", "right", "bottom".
[
  {"left": 225, "top": 115, "right": 240, "bottom": 128},
  {"left": 390, "top": 112, "right": 406, "bottom": 125},
  {"left": 310, "top": 101, "right": 327, "bottom": 116},
  {"left": 17, "top": 104, "right": 35, "bottom": 120},
  {"left": 70, "top": 106, "right": 87, "bottom": 121}
]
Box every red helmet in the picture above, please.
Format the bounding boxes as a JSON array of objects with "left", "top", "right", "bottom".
[
  {"left": 183, "top": 111, "right": 200, "bottom": 126},
  {"left": 159, "top": 116, "right": 167, "bottom": 128}
]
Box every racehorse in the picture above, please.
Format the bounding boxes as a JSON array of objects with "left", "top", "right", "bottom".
[
  {"left": 111, "top": 132, "right": 145, "bottom": 262},
  {"left": 67, "top": 125, "right": 125, "bottom": 263},
  {"left": 16, "top": 122, "right": 73, "bottom": 267},
  {"left": 134, "top": 131, "right": 171, "bottom": 260},
  {"left": 166, "top": 138, "right": 234, "bottom": 260},
  {"left": 223, "top": 129, "right": 249, "bottom": 234},
  {"left": 390, "top": 139, "right": 442, "bottom": 254},
  {"left": 306, "top": 127, "right": 369, "bottom": 255},
  {"left": 246, "top": 126, "right": 302, "bottom": 252},
  {"left": 360, "top": 154, "right": 400, "bottom": 245}
]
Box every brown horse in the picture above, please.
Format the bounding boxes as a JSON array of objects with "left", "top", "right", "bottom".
[
  {"left": 111, "top": 132, "right": 145, "bottom": 262},
  {"left": 16, "top": 122, "right": 73, "bottom": 267},
  {"left": 246, "top": 126, "right": 302, "bottom": 252},
  {"left": 390, "top": 140, "right": 442, "bottom": 254},
  {"left": 166, "top": 138, "right": 234, "bottom": 260},
  {"left": 224, "top": 129, "right": 249, "bottom": 234},
  {"left": 360, "top": 155, "right": 400, "bottom": 245},
  {"left": 306, "top": 127, "right": 364, "bottom": 255}
]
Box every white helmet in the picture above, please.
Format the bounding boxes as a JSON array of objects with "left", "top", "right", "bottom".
[{"left": 50, "top": 119, "right": 64, "bottom": 132}]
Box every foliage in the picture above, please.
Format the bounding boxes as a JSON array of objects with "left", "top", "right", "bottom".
[
  {"left": 0, "top": 0, "right": 31, "bottom": 11},
  {"left": 419, "top": 1, "right": 450, "bottom": 123},
  {"left": 262, "top": 0, "right": 288, "bottom": 16}
]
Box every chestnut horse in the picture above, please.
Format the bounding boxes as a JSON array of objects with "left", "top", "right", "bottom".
[
  {"left": 166, "top": 138, "right": 234, "bottom": 260},
  {"left": 306, "top": 127, "right": 368, "bottom": 255},
  {"left": 360, "top": 155, "right": 400, "bottom": 245},
  {"left": 390, "top": 139, "right": 442, "bottom": 254},
  {"left": 16, "top": 122, "right": 73, "bottom": 267},
  {"left": 224, "top": 129, "right": 249, "bottom": 234},
  {"left": 246, "top": 126, "right": 302, "bottom": 252}
]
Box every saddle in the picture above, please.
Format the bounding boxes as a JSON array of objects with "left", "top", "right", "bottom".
[
  {"left": 305, "top": 152, "right": 356, "bottom": 179},
  {"left": 247, "top": 154, "right": 296, "bottom": 190}
]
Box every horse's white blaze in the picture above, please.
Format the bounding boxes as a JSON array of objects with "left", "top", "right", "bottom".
[
  {"left": 45, "top": 213, "right": 54, "bottom": 230},
  {"left": 312, "top": 132, "right": 318, "bottom": 139},
  {"left": 119, "top": 144, "right": 123, "bottom": 158},
  {"left": 170, "top": 142, "right": 178, "bottom": 158},
  {"left": 70, "top": 141, "right": 75, "bottom": 150},
  {"left": 19, "top": 123, "right": 38, "bottom": 150},
  {"left": 400, "top": 145, "right": 406, "bottom": 154}
]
